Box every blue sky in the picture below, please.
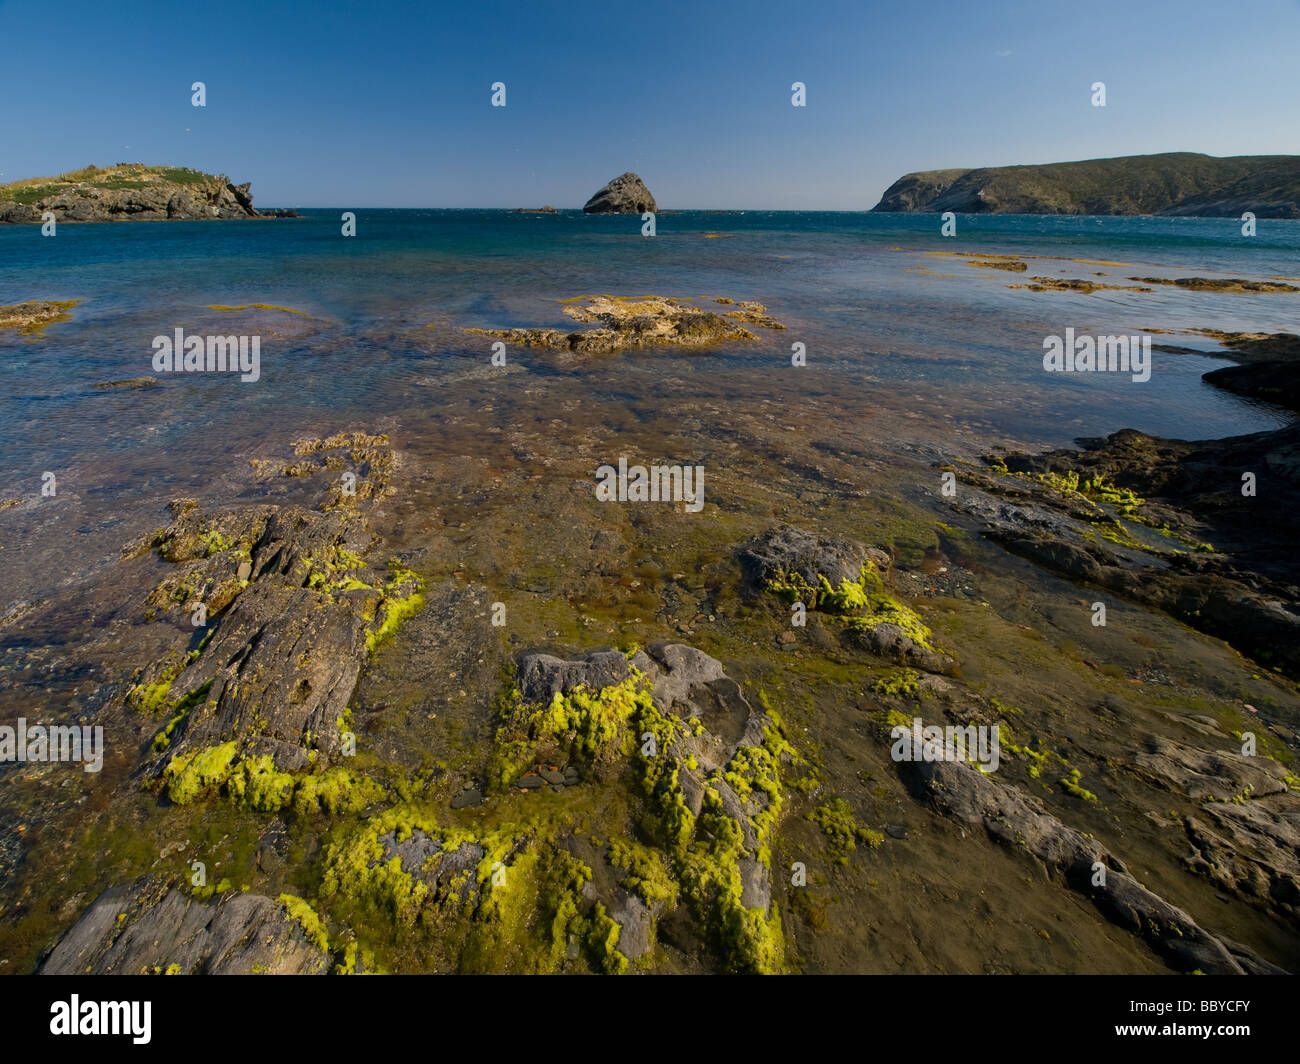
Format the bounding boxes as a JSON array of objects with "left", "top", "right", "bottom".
[{"left": 2, "top": 0, "right": 1297, "bottom": 208}]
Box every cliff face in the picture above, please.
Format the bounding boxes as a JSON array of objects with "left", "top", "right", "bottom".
[
  {"left": 582, "top": 172, "right": 657, "bottom": 214},
  {"left": 0, "top": 164, "right": 298, "bottom": 223},
  {"left": 871, "top": 153, "right": 1300, "bottom": 218}
]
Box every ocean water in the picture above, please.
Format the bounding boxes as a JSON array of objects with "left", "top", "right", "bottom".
[{"left": 1, "top": 210, "right": 1295, "bottom": 600}]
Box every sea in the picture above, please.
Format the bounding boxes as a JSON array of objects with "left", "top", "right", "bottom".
[{"left": 1, "top": 210, "right": 1296, "bottom": 601}]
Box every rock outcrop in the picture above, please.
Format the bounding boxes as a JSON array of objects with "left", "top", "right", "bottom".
[
  {"left": 872, "top": 153, "right": 1300, "bottom": 218},
  {"left": 307, "top": 641, "right": 791, "bottom": 974},
  {"left": 118, "top": 433, "right": 410, "bottom": 792},
  {"left": 0, "top": 300, "right": 80, "bottom": 337},
  {"left": 0, "top": 164, "right": 299, "bottom": 223},
  {"left": 582, "top": 172, "right": 657, "bottom": 214},
  {"left": 742, "top": 525, "right": 957, "bottom": 674},
  {"left": 961, "top": 412, "right": 1300, "bottom": 677},
  {"left": 466, "top": 294, "right": 782, "bottom": 355},
  {"left": 1196, "top": 331, "right": 1300, "bottom": 412},
  {"left": 37, "top": 876, "right": 330, "bottom": 975}
]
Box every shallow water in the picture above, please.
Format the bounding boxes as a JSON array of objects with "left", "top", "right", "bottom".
[{"left": 1, "top": 211, "right": 1295, "bottom": 604}]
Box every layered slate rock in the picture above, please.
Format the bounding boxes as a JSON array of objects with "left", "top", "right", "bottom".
[
  {"left": 37, "top": 876, "right": 329, "bottom": 975},
  {"left": 1131, "top": 736, "right": 1300, "bottom": 924},
  {"left": 119, "top": 433, "right": 416, "bottom": 781},
  {"left": 582, "top": 172, "right": 657, "bottom": 214},
  {"left": 135, "top": 504, "right": 379, "bottom": 771}
]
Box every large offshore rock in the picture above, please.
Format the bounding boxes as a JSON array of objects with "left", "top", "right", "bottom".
[{"left": 582, "top": 171, "right": 657, "bottom": 214}]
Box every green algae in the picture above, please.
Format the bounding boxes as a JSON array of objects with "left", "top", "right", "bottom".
[
  {"left": 207, "top": 303, "right": 310, "bottom": 317},
  {"left": 291, "top": 767, "right": 385, "bottom": 815},
  {"left": 456, "top": 660, "right": 791, "bottom": 973},
  {"left": 128, "top": 649, "right": 203, "bottom": 715},
  {"left": 586, "top": 902, "right": 630, "bottom": 974},
  {"left": 304, "top": 545, "right": 378, "bottom": 597},
  {"left": 163, "top": 741, "right": 240, "bottom": 804},
  {"left": 489, "top": 666, "right": 669, "bottom": 789},
  {"left": 677, "top": 793, "right": 784, "bottom": 974},
  {"left": 807, "top": 797, "right": 883, "bottom": 863},
  {"left": 761, "top": 559, "right": 937, "bottom": 651},
  {"left": 162, "top": 741, "right": 384, "bottom": 815},
  {"left": 608, "top": 839, "right": 679, "bottom": 908},
  {"left": 765, "top": 561, "right": 883, "bottom": 613},
  {"left": 317, "top": 803, "right": 636, "bottom": 974},
  {"left": 842, "top": 595, "right": 936, "bottom": 649},
  {"left": 871, "top": 667, "right": 921, "bottom": 699},
  {"left": 366, "top": 562, "right": 426, "bottom": 653},
  {"left": 334, "top": 940, "right": 381, "bottom": 975},
  {"left": 150, "top": 680, "right": 213, "bottom": 751},
  {"left": 1129, "top": 513, "right": 1216, "bottom": 553},
  {"left": 534, "top": 675, "right": 651, "bottom": 762},
  {"left": 1059, "top": 767, "right": 1098, "bottom": 802},
  {"left": 223, "top": 754, "right": 295, "bottom": 811},
  {"left": 320, "top": 805, "right": 436, "bottom": 925},
  {"left": 278, "top": 894, "right": 330, "bottom": 952}
]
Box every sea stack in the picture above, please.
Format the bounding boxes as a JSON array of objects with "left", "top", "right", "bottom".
[{"left": 582, "top": 172, "right": 657, "bottom": 214}]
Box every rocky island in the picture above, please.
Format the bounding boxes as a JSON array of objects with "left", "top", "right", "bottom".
[
  {"left": 871, "top": 152, "right": 1300, "bottom": 217},
  {"left": 0, "top": 164, "right": 299, "bottom": 223},
  {"left": 582, "top": 172, "right": 657, "bottom": 214}
]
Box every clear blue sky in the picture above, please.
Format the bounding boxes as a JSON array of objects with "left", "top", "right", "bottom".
[{"left": 2, "top": 0, "right": 1297, "bottom": 209}]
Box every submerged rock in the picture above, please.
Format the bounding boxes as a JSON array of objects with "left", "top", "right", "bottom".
[
  {"left": 582, "top": 172, "right": 657, "bottom": 214},
  {"left": 466, "top": 295, "right": 779, "bottom": 356},
  {"left": 1132, "top": 276, "right": 1300, "bottom": 293},
  {"left": 895, "top": 731, "right": 1287, "bottom": 975},
  {"left": 92, "top": 376, "right": 160, "bottom": 390},
  {"left": 0, "top": 300, "right": 80, "bottom": 337}
]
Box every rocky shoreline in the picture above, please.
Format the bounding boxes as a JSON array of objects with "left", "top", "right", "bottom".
[
  {"left": 2, "top": 288, "right": 1298, "bottom": 976},
  {"left": 956, "top": 331, "right": 1300, "bottom": 679},
  {"left": 872, "top": 152, "right": 1300, "bottom": 217}
]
